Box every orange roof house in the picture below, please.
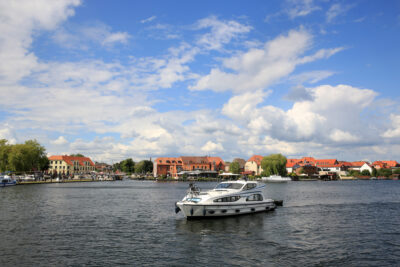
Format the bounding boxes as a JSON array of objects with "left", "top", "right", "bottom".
[
  {"left": 48, "top": 155, "right": 95, "bottom": 174},
  {"left": 245, "top": 155, "right": 264, "bottom": 175},
  {"left": 153, "top": 156, "right": 225, "bottom": 178},
  {"left": 247, "top": 155, "right": 263, "bottom": 165},
  {"left": 381, "top": 161, "right": 399, "bottom": 168}
]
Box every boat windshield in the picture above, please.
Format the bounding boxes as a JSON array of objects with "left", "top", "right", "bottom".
[{"left": 215, "top": 183, "right": 243, "bottom": 190}]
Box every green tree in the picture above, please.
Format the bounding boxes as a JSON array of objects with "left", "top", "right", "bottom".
[
  {"left": 349, "top": 170, "right": 360, "bottom": 177},
  {"left": 372, "top": 168, "right": 378, "bottom": 177},
  {"left": 113, "top": 162, "right": 121, "bottom": 172},
  {"left": 135, "top": 160, "right": 153, "bottom": 174},
  {"left": 0, "top": 139, "right": 11, "bottom": 172},
  {"left": 229, "top": 162, "right": 240, "bottom": 174},
  {"left": 393, "top": 168, "right": 400, "bottom": 175},
  {"left": 361, "top": 169, "right": 371, "bottom": 176},
  {"left": 120, "top": 158, "right": 135, "bottom": 174},
  {"left": 261, "top": 154, "right": 288, "bottom": 177},
  {"left": 70, "top": 153, "right": 85, "bottom": 157},
  {"left": 377, "top": 168, "right": 392, "bottom": 177},
  {"left": 2, "top": 139, "right": 48, "bottom": 172}
]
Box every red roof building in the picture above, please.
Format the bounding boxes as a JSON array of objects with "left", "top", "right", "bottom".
[
  {"left": 48, "top": 155, "right": 95, "bottom": 175},
  {"left": 153, "top": 156, "right": 225, "bottom": 178}
]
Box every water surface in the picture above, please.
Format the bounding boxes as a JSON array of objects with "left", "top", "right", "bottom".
[{"left": 1, "top": 180, "right": 399, "bottom": 266}]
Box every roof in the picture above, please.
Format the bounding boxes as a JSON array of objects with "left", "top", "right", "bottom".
[
  {"left": 286, "top": 159, "right": 301, "bottom": 167},
  {"left": 315, "top": 159, "right": 338, "bottom": 166},
  {"left": 207, "top": 156, "right": 225, "bottom": 166},
  {"left": 48, "top": 155, "right": 95, "bottom": 166},
  {"left": 247, "top": 155, "right": 263, "bottom": 165},
  {"left": 180, "top": 156, "right": 208, "bottom": 164},
  {"left": 381, "top": 160, "right": 399, "bottom": 167},
  {"left": 350, "top": 161, "right": 368, "bottom": 167},
  {"left": 155, "top": 157, "right": 182, "bottom": 164},
  {"left": 372, "top": 161, "right": 386, "bottom": 168}
]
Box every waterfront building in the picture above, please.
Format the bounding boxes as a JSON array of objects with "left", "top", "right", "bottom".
[
  {"left": 372, "top": 160, "right": 399, "bottom": 169},
  {"left": 245, "top": 155, "right": 264, "bottom": 175},
  {"left": 153, "top": 156, "right": 225, "bottom": 178},
  {"left": 286, "top": 157, "right": 345, "bottom": 174},
  {"left": 360, "top": 163, "right": 374, "bottom": 174},
  {"left": 349, "top": 161, "right": 369, "bottom": 171},
  {"left": 48, "top": 155, "right": 95, "bottom": 175},
  {"left": 95, "top": 162, "right": 112, "bottom": 172}
]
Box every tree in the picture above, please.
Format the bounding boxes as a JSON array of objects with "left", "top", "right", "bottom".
[
  {"left": 372, "top": 168, "right": 378, "bottom": 177},
  {"left": 229, "top": 162, "right": 240, "bottom": 174},
  {"left": 0, "top": 139, "right": 11, "bottom": 172},
  {"left": 135, "top": 160, "right": 153, "bottom": 174},
  {"left": 70, "top": 153, "right": 85, "bottom": 157},
  {"left": 120, "top": 158, "right": 135, "bottom": 174},
  {"left": 0, "top": 139, "right": 48, "bottom": 172},
  {"left": 113, "top": 162, "right": 121, "bottom": 172},
  {"left": 349, "top": 170, "right": 360, "bottom": 177},
  {"left": 377, "top": 168, "right": 392, "bottom": 177},
  {"left": 361, "top": 169, "right": 371, "bottom": 176},
  {"left": 261, "top": 154, "right": 287, "bottom": 177},
  {"left": 393, "top": 168, "right": 400, "bottom": 175}
]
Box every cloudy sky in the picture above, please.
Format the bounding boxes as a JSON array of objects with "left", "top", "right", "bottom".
[{"left": 0, "top": 0, "right": 399, "bottom": 163}]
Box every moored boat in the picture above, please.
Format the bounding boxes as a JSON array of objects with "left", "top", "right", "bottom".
[
  {"left": 175, "top": 180, "right": 278, "bottom": 219},
  {"left": 261, "top": 175, "right": 291, "bottom": 183},
  {"left": 1, "top": 175, "right": 17, "bottom": 187}
]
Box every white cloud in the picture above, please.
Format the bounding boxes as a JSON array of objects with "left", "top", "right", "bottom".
[
  {"left": 329, "top": 129, "right": 359, "bottom": 143},
  {"left": 191, "top": 28, "right": 343, "bottom": 93},
  {"left": 195, "top": 16, "right": 252, "bottom": 50},
  {"left": 382, "top": 114, "right": 400, "bottom": 138},
  {"left": 285, "top": 0, "right": 321, "bottom": 19},
  {"left": 53, "top": 22, "right": 130, "bottom": 49},
  {"left": 223, "top": 84, "right": 377, "bottom": 144},
  {"left": 201, "top": 141, "right": 224, "bottom": 153},
  {"left": 0, "top": 0, "right": 81, "bottom": 85},
  {"left": 222, "top": 90, "right": 270, "bottom": 121},
  {"left": 326, "top": 3, "right": 353, "bottom": 23},
  {"left": 289, "top": 70, "right": 335, "bottom": 84},
  {"left": 51, "top": 136, "right": 68, "bottom": 145},
  {"left": 141, "top": 15, "right": 157, "bottom": 24},
  {"left": 0, "top": 126, "right": 17, "bottom": 144}
]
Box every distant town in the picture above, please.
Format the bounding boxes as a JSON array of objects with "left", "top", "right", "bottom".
[
  {"left": 1, "top": 139, "right": 399, "bottom": 182},
  {"left": 46, "top": 154, "right": 400, "bottom": 181}
]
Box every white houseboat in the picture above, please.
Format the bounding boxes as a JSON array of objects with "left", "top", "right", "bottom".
[{"left": 175, "top": 180, "right": 278, "bottom": 219}]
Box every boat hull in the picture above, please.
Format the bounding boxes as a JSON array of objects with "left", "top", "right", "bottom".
[
  {"left": 1, "top": 181, "right": 17, "bottom": 187},
  {"left": 176, "top": 200, "right": 276, "bottom": 219}
]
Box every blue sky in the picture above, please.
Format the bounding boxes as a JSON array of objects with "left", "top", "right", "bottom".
[{"left": 0, "top": 0, "right": 399, "bottom": 163}]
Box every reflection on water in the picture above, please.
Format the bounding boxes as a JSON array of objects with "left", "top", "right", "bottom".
[
  {"left": 1, "top": 180, "right": 400, "bottom": 266},
  {"left": 175, "top": 211, "right": 269, "bottom": 233}
]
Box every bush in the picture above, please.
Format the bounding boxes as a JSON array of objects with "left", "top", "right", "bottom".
[{"left": 361, "top": 169, "right": 371, "bottom": 176}]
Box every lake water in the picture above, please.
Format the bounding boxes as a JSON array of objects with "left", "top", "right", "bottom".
[{"left": 1, "top": 180, "right": 400, "bottom": 266}]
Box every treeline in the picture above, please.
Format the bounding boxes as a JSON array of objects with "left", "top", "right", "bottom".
[
  {"left": 0, "top": 139, "right": 49, "bottom": 173},
  {"left": 351, "top": 168, "right": 399, "bottom": 177},
  {"left": 229, "top": 154, "right": 288, "bottom": 176},
  {"left": 113, "top": 158, "right": 153, "bottom": 174}
]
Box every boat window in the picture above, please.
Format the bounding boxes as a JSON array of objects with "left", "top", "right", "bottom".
[
  {"left": 213, "top": 196, "right": 241, "bottom": 202},
  {"left": 215, "top": 183, "right": 244, "bottom": 190},
  {"left": 243, "top": 183, "right": 257, "bottom": 190},
  {"left": 246, "top": 194, "right": 263, "bottom": 201}
]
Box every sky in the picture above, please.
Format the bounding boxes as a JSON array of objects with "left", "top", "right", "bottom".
[{"left": 0, "top": 0, "right": 400, "bottom": 163}]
